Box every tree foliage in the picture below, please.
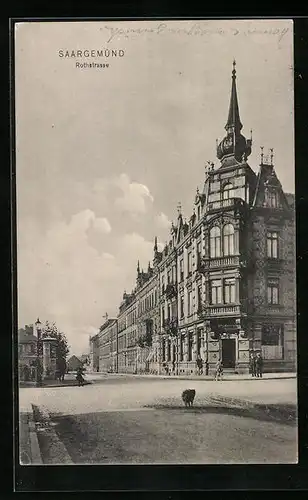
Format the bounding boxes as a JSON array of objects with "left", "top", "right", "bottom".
[{"left": 42, "top": 321, "right": 70, "bottom": 362}]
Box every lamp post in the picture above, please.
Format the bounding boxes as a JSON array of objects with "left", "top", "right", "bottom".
[{"left": 35, "top": 317, "right": 42, "bottom": 387}]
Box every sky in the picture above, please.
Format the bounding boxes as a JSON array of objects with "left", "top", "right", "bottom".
[{"left": 15, "top": 19, "right": 294, "bottom": 356}]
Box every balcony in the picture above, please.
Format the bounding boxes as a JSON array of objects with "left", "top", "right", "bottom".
[
  {"left": 164, "top": 283, "right": 177, "bottom": 300},
  {"left": 199, "top": 304, "right": 242, "bottom": 317},
  {"left": 198, "top": 255, "right": 240, "bottom": 272},
  {"left": 206, "top": 197, "right": 245, "bottom": 214},
  {"left": 163, "top": 317, "right": 178, "bottom": 336}
]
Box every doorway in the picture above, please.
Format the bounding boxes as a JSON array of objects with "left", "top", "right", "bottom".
[{"left": 221, "top": 338, "right": 236, "bottom": 368}]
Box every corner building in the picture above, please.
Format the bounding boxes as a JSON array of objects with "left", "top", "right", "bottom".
[{"left": 114, "top": 63, "right": 296, "bottom": 375}]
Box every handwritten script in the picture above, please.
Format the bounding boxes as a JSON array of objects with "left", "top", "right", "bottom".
[{"left": 103, "top": 23, "right": 289, "bottom": 44}]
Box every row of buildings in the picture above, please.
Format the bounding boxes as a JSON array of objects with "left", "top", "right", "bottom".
[{"left": 89, "top": 62, "right": 296, "bottom": 376}]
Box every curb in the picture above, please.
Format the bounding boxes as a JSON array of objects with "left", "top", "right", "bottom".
[
  {"left": 88, "top": 373, "right": 296, "bottom": 382},
  {"left": 28, "top": 413, "right": 43, "bottom": 465},
  {"left": 32, "top": 404, "right": 73, "bottom": 464}
]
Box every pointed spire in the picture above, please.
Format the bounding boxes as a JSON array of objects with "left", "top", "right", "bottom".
[
  {"left": 177, "top": 202, "right": 182, "bottom": 216},
  {"left": 260, "top": 146, "right": 264, "bottom": 164},
  {"left": 225, "top": 59, "right": 243, "bottom": 133},
  {"left": 270, "top": 148, "right": 274, "bottom": 165},
  {"left": 154, "top": 236, "right": 158, "bottom": 253},
  {"left": 137, "top": 260, "right": 140, "bottom": 274}
]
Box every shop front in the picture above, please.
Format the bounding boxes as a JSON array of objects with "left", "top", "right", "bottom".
[{"left": 204, "top": 318, "right": 250, "bottom": 374}]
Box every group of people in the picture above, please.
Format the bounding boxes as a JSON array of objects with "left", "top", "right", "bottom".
[
  {"left": 250, "top": 352, "right": 263, "bottom": 378},
  {"left": 162, "top": 351, "right": 263, "bottom": 379}
]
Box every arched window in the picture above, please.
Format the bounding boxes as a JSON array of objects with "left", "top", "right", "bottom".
[
  {"left": 222, "top": 183, "right": 235, "bottom": 200},
  {"left": 210, "top": 226, "right": 221, "bottom": 257},
  {"left": 223, "top": 224, "right": 235, "bottom": 256}
]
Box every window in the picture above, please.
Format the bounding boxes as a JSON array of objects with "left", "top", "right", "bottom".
[
  {"left": 162, "top": 339, "right": 165, "bottom": 361},
  {"left": 223, "top": 224, "right": 235, "bottom": 256},
  {"left": 210, "top": 226, "right": 221, "bottom": 257},
  {"left": 188, "top": 332, "right": 193, "bottom": 361},
  {"left": 267, "top": 231, "right": 279, "bottom": 258},
  {"left": 180, "top": 259, "right": 184, "bottom": 281},
  {"left": 261, "top": 324, "right": 284, "bottom": 360},
  {"left": 161, "top": 276, "right": 165, "bottom": 294},
  {"left": 197, "top": 285, "right": 202, "bottom": 310},
  {"left": 268, "top": 190, "right": 278, "bottom": 208},
  {"left": 267, "top": 279, "right": 279, "bottom": 304},
  {"left": 197, "top": 241, "right": 202, "bottom": 265},
  {"left": 180, "top": 334, "right": 184, "bottom": 361},
  {"left": 224, "top": 278, "right": 236, "bottom": 303},
  {"left": 167, "top": 270, "right": 171, "bottom": 284},
  {"left": 187, "top": 252, "right": 192, "bottom": 275},
  {"left": 187, "top": 290, "right": 192, "bottom": 316},
  {"left": 168, "top": 304, "right": 171, "bottom": 320},
  {"left": 180, "top": 295, "right": 184, "bottom": 318},
  {"left": 211, "top": 279, "right": 222, "bottom": 304},
  {"left": 197, "top": 205, "right": 201, "bottom": 219},
  {"left": 162, "top": 307, "right": 165, "bottom": 326},
  {"left": 222, "top": 183, "right": 235, "bottom": 200},
  {"left": 197, "top": 329, "right": 202, "bottom": 356},
  {"left": 167, "top": 341, "right": 171, "bottom": 361}
]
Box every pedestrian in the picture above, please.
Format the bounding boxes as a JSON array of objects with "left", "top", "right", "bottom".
[
  {"left": 76, "top": 366, "right": 85, "bottom": 387},
  {"left": 214, "top": 359, "right": 223, "bottom": 381},
  {"left": 249, "top": 352, "right": 256, "bottom": 378},
  {"left": 255, "top": 352, "right": 263, "bottom": 378},
  {"left": 196, "top": 356, "right": 203, "bottom": 375}
]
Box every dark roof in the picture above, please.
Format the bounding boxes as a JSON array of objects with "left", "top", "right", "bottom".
[
  {"left": 18, "top": 331, "right": 37, "bottom": 344},
  {"left": 285, "top": 193, "right": 295, "bottom": 208},
  {"left": 68, "top": 355, "right": 82, "bottom": 363}
]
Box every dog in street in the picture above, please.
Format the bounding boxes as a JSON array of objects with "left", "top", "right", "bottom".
[{"left": 182, "top": 389, "right": 196, "bottom": 407}]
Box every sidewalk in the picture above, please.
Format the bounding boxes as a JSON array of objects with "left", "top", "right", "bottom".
[{"left": 86, "top": 371, "right": 296, "bottom": 382}]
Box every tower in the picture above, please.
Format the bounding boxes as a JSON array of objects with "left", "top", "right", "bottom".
[{"left": 216, "top": 61, "right": 252, "bottom": 167}]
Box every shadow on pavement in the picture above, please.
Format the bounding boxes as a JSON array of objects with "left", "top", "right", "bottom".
[{"left": 143, "top": 403, "right": 297, "bottom": 425}]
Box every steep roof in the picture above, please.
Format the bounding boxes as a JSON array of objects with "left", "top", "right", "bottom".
[
  {"left": 252, "top": 163, "right": 290, "bottom": 210},
  {"left": 18, "top": 330, "right": 37, "bottom": 344}
]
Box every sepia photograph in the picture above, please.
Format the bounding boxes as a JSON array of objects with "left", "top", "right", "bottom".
[{"left": 14, "top": 19, "right": 297, "bottom": 466}]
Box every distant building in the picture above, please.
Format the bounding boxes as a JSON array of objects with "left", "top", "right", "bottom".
[
  {"left": 18, "top": 326, "right": 38, "bottom": 381},
  {"left": 67, "top": 355, "right": 83, "bottom": 372},
  {"left": 97, "top": 318, "right": 118, "bottom": 372},
  {"left": 89, "top": 333, "right": 99, "bottom": 372}
]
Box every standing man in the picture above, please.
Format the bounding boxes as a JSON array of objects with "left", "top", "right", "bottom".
[
  {"left": 214, "top": 358, "right": 223, "bottom": 381},
  {"left": 256, "top": 352, "right": 263, "bottom": 378},
  {"left": 249, "top": 352, "right": 256, "bottom": 378}
]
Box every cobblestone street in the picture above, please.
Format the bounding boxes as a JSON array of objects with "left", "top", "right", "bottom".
[{"left": 19, "top": 374, "right": 297, "bottom": 465}]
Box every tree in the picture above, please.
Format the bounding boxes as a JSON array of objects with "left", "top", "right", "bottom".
[
  {"left": 18, "top": 324, "right": 34, "bottom": 336},
  {"left": 42, "top": 321, "right": 70, "bottom": 363}
]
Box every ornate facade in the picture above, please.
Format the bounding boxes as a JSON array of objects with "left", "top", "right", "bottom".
[{"left": 92, "top": 62, "right": 296, "bottom": 375}]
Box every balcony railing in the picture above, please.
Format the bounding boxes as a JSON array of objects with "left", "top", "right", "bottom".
[
  {"left": 206, "top": 197, "right": 245, "bottom": 213},
  {"left": 163, "top": 317, "right": 178, "bottom": 336},
  {"left": 198, "top": 255, "right": 240, "bottom": 272},
  {"left": 199, "top": 304, "right": 241, "bottom": 317},
  {"left": 164, "top": 283, "right": 177, "bottom": 300}
]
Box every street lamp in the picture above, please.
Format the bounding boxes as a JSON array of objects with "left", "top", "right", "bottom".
[{"left": 35, "top": 317, "right": 42, "bottom": 386}]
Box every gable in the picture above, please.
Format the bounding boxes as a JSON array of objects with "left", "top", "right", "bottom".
[{"left": 252, "top": 164, "right": 290, "bottom": 211}]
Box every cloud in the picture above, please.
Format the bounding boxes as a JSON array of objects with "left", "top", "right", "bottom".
[
  {"left": 114, "top": 173, "right": 154, "bottom": 215},
  {"left": 17, "top": 212, "right": 154, "bottom": 356},
  {"left": 155, "top": 212, "right": 171, "bottom": 229},
  {"left": 93, "top": 217, "right": 112, "bottom": 234}
]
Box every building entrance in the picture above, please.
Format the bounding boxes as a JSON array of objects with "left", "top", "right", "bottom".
[{"left": 221, "top": 338, "right": 236, "bottom": 368}]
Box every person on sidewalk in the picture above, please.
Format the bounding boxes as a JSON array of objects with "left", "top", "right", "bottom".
[
  {"left": 249, "top": 352, "right": 256, "bottom": 378},
  {"left": 172, "top": 359, "right": 176, "bottom": 374},
  {"left": 196, "top": 355, "right": 203, "bottom": 375},
  {"left": 76, "top": 366, "right": 85, "bottom": 386},
  {"left": 214, "top": 359, "right": 223, "bottom": 381},
  {"left": 256, "top": 352, "right": 263, "bottom": 378}
]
